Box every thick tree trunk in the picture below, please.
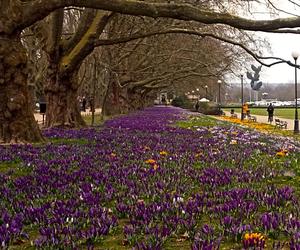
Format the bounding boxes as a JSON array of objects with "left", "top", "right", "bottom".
[
  {"left": 45, "top": 69, "right": 86, "bottom": 128},
  {"left": 127, "top": 89, "right": 145, "bottom": 111},
  {"left": 0, "top": 35, "right": 43, "bottom": 143},
  {"left": 102, "top": 81, "right": 127, "bottom": 116}
]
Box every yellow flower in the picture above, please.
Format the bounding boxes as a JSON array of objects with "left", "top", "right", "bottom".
[
  {"left": 244, "top": 233, "right": 250, "bottom": 240},
  {"left": 195, "top": 152, "right": 203, "bottom": 158},
  {"left": 243, "top": 232, "right": 266, "bottom": 247},
  {"left": 159, "top": 151, "right": 168, "bottom": 156},
  {"left": 230, "top": 139, "right": 238, "bottom": 145},
  {"left": 110, "top": 153, "right": 116, "bottom": 157},
  {"left": 145, "top": 159, "right": 156, "bottom": 164},
  {"left": 276, "top": 149, "right": 288, "bottom": 157},
  {"left": 153, "top": 164, "right": 159, "bottom": 170}
]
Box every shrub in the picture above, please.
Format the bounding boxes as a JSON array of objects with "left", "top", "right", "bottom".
[
  {"left": 171, "top": 96, "right": 193, "bottom": 109},
  {"left": 198, "top": 102, "right": 221, "bottom": 115}
]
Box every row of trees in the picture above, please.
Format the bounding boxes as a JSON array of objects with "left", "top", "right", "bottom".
[{"left": 1, "top": 0, "right": 299, "bottom": 143}]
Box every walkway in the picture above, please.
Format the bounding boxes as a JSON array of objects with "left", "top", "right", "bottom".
[
  {"left": 34, "top": 108, "right": 102, "bottom": 124},
  {"left": 223, "top": 110, "right": 294, "bottom": 130}
]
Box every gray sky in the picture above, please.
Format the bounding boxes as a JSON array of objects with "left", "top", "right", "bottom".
[
  {"left": 260, "top": 32, "right": 300, "bottom": 84},
  {"left": 235, "top": 0, "right": 300, "bottom": 84}
]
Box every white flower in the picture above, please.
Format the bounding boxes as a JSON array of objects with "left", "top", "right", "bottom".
[{"left": 173, "top": 196, "right": 184, "bottom": 204}]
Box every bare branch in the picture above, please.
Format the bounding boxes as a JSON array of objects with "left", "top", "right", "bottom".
[
  {"left": 94, "top": 28, "right": 294, "bottom": 68},
  {"left": 17, "top": 0, "right": 300, "bottom": 34}
]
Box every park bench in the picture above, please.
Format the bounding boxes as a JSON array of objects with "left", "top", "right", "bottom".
[{"left": 275, "top": 118, "right": 287, "bottom": 129}]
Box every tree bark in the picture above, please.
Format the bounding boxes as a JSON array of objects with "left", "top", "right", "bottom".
[
  {"left": 127, "top": 89, "right": 146, "bottom": 111},
  {"left": 0, "top": 35, "right": 43, "bottom": 143},
  {"left": 102, "top": 81, "right": 128, "bottom": 116},
  {"left": 45, "top": 68, "right": 85, "bottom": 128}
]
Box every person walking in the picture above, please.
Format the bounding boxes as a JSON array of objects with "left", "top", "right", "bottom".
[
  {"left": 242, "top": 103, "right": 249, "bottom": 120},
  {"left": 82, "top": 96, "right": 87, "bottom": 112},
  {"left": 267, "top": 103, "right": 274, "bottom": 123},
  {"left": 195, "top": 101, "right": 200, "bottom": 111}
]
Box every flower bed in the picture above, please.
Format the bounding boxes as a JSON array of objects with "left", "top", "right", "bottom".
[{"left": 0, "top": 106, "right": 300, "bottom": 249}]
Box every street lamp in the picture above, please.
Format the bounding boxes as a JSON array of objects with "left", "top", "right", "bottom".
[
  {"left": 292, "top": 51, "right": 300, "bottom": 134},
  {"left": 205, "top": 85, "right": 208, "bottom": 99},
  {"left": 218, "top": 80, "right": 222, "bottom": 114},
  {"left": 241, "top": 74, "right": 244, "bottom": 120}
]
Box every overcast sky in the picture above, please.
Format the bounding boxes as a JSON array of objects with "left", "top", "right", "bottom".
[
  {"left": 260, "top": 32, "right": 300, "bottom": 84},
  {"left": 233, "top": 0, "right": 300, "bottom": 84}
]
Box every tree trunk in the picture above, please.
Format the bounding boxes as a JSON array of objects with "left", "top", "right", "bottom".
[
  {"left": 102, "top": 81, "right": 125, "bottom": 116},
  {"left": 127, "top": 89, "right": 145, "bottom": 111},
  {"left": 45, "top": 69, "right": 86, "bottom": 128},
  {"left": 0, "top": 35, "right": 43, "bottom": 143}
]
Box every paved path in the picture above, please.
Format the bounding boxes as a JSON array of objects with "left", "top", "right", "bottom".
[
  {"left": 34, "top": 108, "right": 102, "bottom": 124},
  {"left": 223, "top": 110, "right": 294, "bottom": 130}
]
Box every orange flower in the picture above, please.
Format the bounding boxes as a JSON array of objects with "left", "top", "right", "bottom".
[
  {"left": 145, "top": 159, "right": 156, "bottom": 164},
  {"left": 144, "top": 146, "right": 151, "bottom": 150}
]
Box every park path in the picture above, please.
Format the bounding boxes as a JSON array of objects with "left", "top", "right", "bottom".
[
  {"left": 33, "top": 107, "right": 295, "bottom": 130},
  {"left": 222, "top": 110, "right": 295, "bottom": 130},
  {"left": 34, "top": 108, "right": 102, "bottom": 124}
]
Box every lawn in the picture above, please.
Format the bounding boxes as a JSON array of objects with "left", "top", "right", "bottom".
[
  {"left": 224, "top": 107, "right": 296, "bottom": 119},
  {"left": 1, "top": 107, "right": 300, "bottom": 249}
]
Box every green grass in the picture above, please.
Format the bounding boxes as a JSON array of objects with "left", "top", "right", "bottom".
[
  {"left": 0, "top": 161, "right": 33, "bottom": 179},
  {"left": 82, "top": 114, "right": 104, "bottom": 126},
  {"left": 48, "top": 138, "right": 91, "bottom": 145},
  {"left": 176, "top": 115, "right": 229, "bottom": 128},
  {"left": 224, "top": 108, "right": 296, "bottom": 119}
]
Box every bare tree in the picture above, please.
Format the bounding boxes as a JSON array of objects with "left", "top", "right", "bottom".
[{"left": 2, "top": 0, "right": 300, "bottom": 142}]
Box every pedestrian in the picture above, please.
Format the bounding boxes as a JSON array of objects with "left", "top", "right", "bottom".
[
  {"left": 161, "top": 95, "right": 167, "bottom": 105},
  {"left": 267, "top": 103, "right": 274, "bottom": 123},
  {"left": 242, "top": 103, "right": 248, "bottom": 120},
  {"left": 195, "top": 101, "right": 200, "bottom": 111},
  {"left": 89, "top": 97, "right": 94, "bottom": 112},
  {"left": 82, "top": 96, "right": 86, "bottom": 112}
]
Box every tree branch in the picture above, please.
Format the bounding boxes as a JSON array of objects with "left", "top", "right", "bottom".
[
  {"left": 18, "top": 0, "right": 300, "bottom": 34},
  {"left": 94, "top": 28, "right": 295, "bottom": 68}
]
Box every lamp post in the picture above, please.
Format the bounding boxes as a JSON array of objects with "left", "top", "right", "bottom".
[
  {"left": 241, "top": 74, "right": 244, "bottom": 120},
  {"left": 205, "top": 85, "right": 208, "bottom": 99},
  {"left": 217, "top": 80, "right": 222, "bottom": 114},
  {"left": 292, "top": 51, "right": 300, "bottom": 134}
]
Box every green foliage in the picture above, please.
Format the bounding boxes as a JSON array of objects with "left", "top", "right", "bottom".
[{"left": 171, "top": 95, "right": 193, "bottom": 109}]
